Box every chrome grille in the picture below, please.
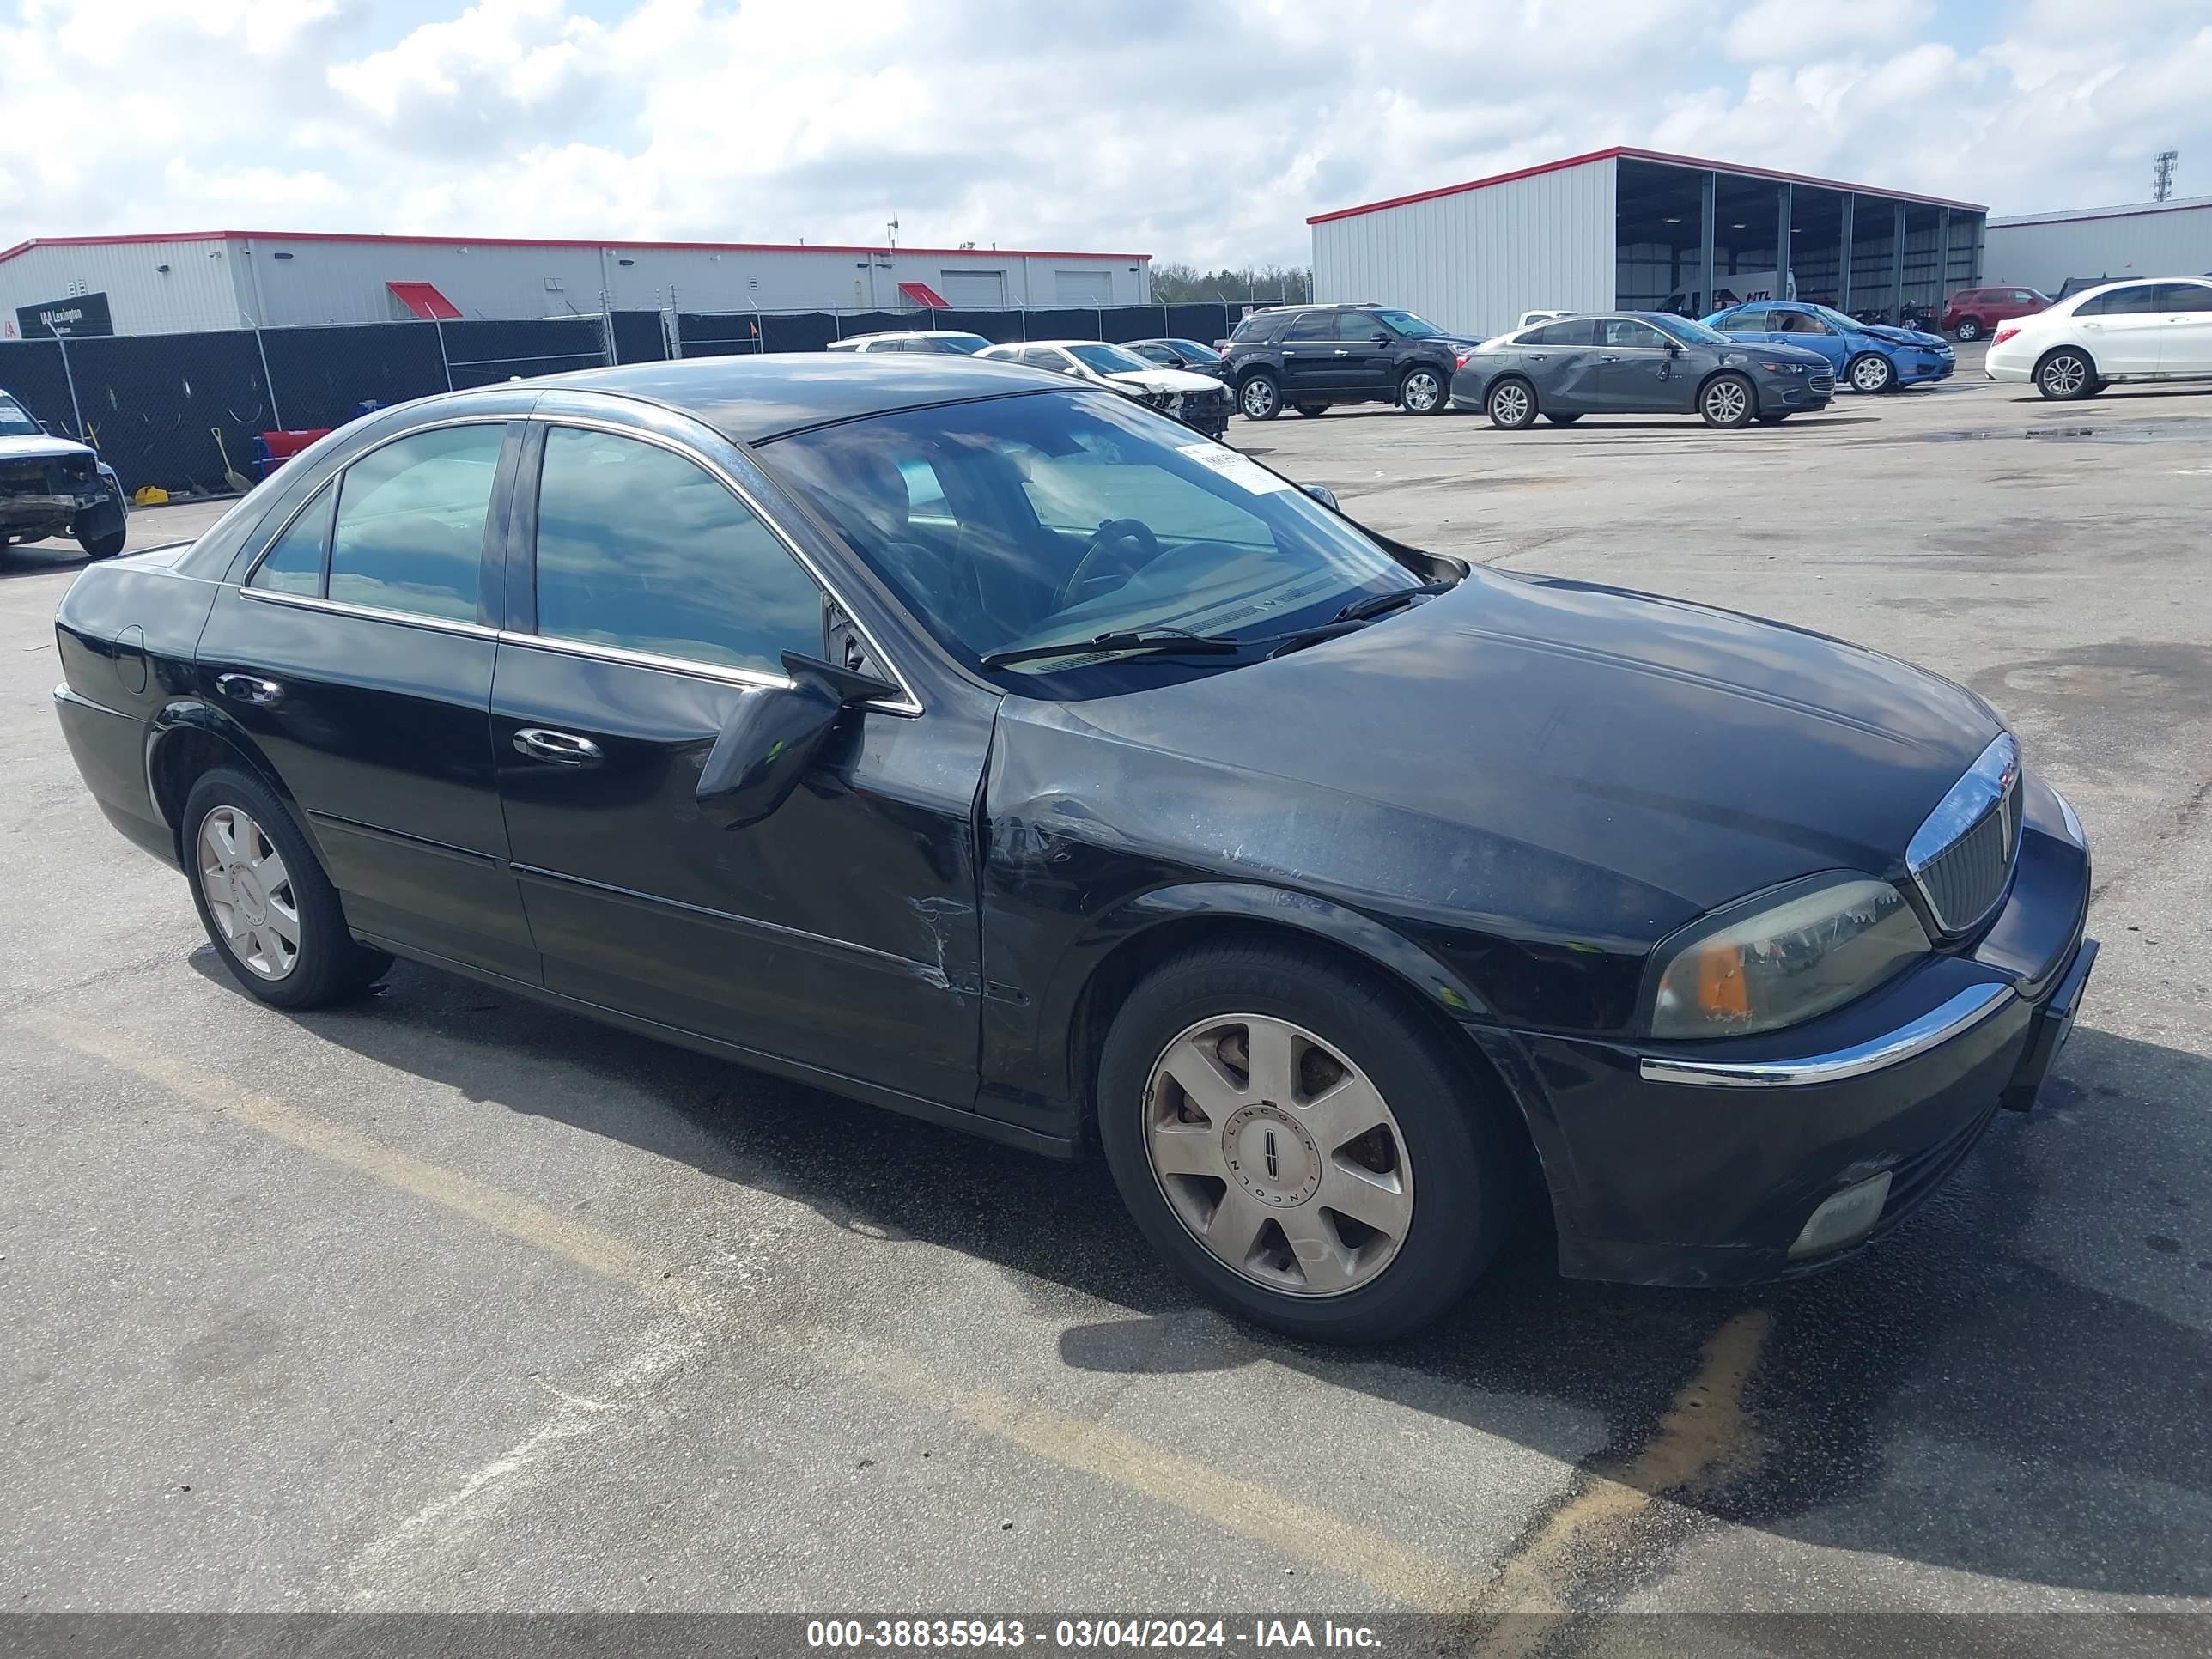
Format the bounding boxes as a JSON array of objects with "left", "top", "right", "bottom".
[
  {"left": 1907, "top": 733, "right": 2021, "bottom": 936},
  {"left": 1808, "top": 372, "right": 1835, "bottom": 394}
]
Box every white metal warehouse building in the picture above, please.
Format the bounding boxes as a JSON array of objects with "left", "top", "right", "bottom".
[
  {"left": 1984, "top": 196, "right": 2212, "bottom": 296},
  {"left": 0, "top": 231, "right": 1152, "bottom": 338},
  {"left": 1310, "top": 146, "right": 1986, "bottom": 338}
]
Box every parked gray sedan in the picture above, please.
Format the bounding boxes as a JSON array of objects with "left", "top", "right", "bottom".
[{"left": 1450, "top": 312, "right": 1836, "bottom": 429}]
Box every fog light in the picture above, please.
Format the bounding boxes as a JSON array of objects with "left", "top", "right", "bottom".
[{"left": 1788, "top": 1170, "right": 1893, "bottom": 1259}]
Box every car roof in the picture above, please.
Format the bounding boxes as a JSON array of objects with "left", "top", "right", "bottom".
[{"left": 526, "top": 353, "right": 1067, "bottom": 443}]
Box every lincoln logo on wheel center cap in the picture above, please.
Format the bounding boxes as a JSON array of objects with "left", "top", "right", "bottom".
[{"left": 1222, "top": 1103, "right": 1321, "bottom": 1207}]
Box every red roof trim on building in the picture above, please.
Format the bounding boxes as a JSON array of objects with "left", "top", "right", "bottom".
[
  {"left": 1306, "top": 145, "right": 1985, "bottom": 225},
  {"left": 896, "top": 279, "right": 952, "bottom": 307},
  {"left": 0, "top": 231, "right": 1151, "bottom": 264},
  {"left": 386, "top": 280, "right": 463, "bottom": 320}
]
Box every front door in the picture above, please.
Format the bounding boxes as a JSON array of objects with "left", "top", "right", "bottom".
[
  {"left": 1334, "top": 310, "right": 1400, "bottom": 396},
  {"left": 1594, "top": 317, "right": 1692, "bottom": 411},
  {"left": 197, "top": 417, "right": 538, "bottom": 980},
  {"left": 1766, "top": 309, "right": 1847, "bottom": 374},
  {"left": 2154, "top": 283, "right": 2212, "bottom": 376},
  {"left": 489, "top": 409, "right": 988, "bottom": 1106},
  {"left": 2073, "top": 283, "right": 2168, "bottom": 374}
]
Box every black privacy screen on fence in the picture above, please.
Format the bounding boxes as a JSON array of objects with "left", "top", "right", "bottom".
[{"left": 0, "top": 303, "right": 1261, "bottom": 494}]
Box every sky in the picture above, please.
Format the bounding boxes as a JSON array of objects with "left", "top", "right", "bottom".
[{"left": 4, "top": 0, "right": 2211, "bottom": 266}]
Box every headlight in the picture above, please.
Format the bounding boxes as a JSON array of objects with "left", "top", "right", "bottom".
[
  {"left": 1757, "top": 360, "right": 1806, "bottom": 374},
  {"left": 1649, "top": 877, "right": 1929, "bottom": 1040}
]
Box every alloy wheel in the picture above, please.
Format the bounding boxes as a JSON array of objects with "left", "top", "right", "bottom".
[
  {"left": 198, "top": 805, "right": 301, "bottom": 979},
  {"left": 1401, "top": 370, "right": 1441, "bottom": 413},
  {"left": 1490, "top": 382, "right": 1532, "bottom": 427},
  {"left": 1142, "top": 1013, "right": 1413, "bottom": 1297},
  {"left": 1704, "top": 379, "right": 1749, "bottom": 424},
  {"left": 1241, "top": 378, "right": 1278, "bottom": 418},
  {"left": 1851, "top": 356, "right": 1893, "bottom": 392},
  {"left": 2040, "top": 354, "right": 2088, "bottom": 398}
]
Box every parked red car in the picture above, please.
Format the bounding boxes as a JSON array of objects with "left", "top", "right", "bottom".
[{"left": 1941, "top": 286, "right": 2050, "bottom": 342}]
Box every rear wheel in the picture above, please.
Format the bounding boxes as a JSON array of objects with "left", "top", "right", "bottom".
[
  {"left": 1398, "top": 367, "right": 1446, "bottom": 415},
  {"left": 1238, "top": 374, "right": 1281, "bottom": 421},
  {"left": 1847, "top": 352, "right": 1896, "bottom": 394},
  {"left": 2034, "top": 348, "right": 2099, "bottom": 400},
  {"left": 1293, "top": 402, "right": 1329, "bottom": 417},
  {"left": 1097, "top": 939, "right": 1519, "bottom": 1343},
  {"left": 1699, "top": 372, "right": 1756, "bottom": 428},
  {"left": 182, "top": 769, "right": 392, "bottom": 1009},
  {"left": 1486, "top": 378, "right": 1536, "bottom": 429},
  {"left": 1953, "top": 317, "right": 1984, "bottom": 342}
]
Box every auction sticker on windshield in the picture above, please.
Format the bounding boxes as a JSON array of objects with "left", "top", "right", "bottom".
[{"left": 1178, "top": 443, "right": 1293, "bottom": 494}]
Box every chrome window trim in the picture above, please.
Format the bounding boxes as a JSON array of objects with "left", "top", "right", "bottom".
[
  {"left": 237, "top": 412, "right": 517, "bottom": 595},
  {"left": 492, "top": 629, "right": 793, "bottom": 692},
  {"left": 1906, "top": 732, "right": 2019, "bottom": 873},
  {"left": 530, "top": 411, "right": 926, "bottom": 718},
  {"left": 1638, "top": 981, "right": 2014, "bottom": 1088},
  {"left": 237, "top": 586, "right": 499, "bottom": 638}
]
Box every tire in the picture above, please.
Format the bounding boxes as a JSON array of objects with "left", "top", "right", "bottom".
[
  {"left": 1397, "top": 366, "right": 1446, "bottom": 415},
  {"left": 181, "top": 768, "right": 392, "bottom": 1009},
  {"left": 1292, "top": 402, "right": 1329, "bottom": 417},
  {"left": 1486, "top": 377, "right": 1537, "bottom": 429},
  {"left": 1699, "top": 372, "right": 1757, "bottom": 428},
  {"left": 1846, "top": 352, "right": 1896, "bottom": 395},
  {"left": 1238, "top": 374, "right": 1281, "bottom": 421},
  {"left": 1755, "top": 412, "right": 1791, "bottom": 424},
  {"left": 77, "top": 527, "right": 127, "bottom": 559},
  {"left": 2034, "top": 348, "right": 2099, "bottom": 401},
  {"left": 1543, "top": 413, "right": 1582, "bottom": 426},
  {"left": 1096, "top": 939, "right": 1520, "bottom": 1343},
  {"left": 1953, "top": 318, "right": 1984, "bottom": 342}
]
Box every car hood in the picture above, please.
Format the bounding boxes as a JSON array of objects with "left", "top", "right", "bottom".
[
  {"left": 0, "top": 433, "right": 94, "bottom": 463},
  {"left": 1104, "top": 368, "right": 1229, "bottom": 395},
  {"left": 1001, "top": 571, "right": 2001, "bottom": 940},
  {"left": 1862, "top": 325, "right": 1948, "bottom": 349},
  {"left": 1739, "top": 342, "right": 1834, "bottom": 368}
]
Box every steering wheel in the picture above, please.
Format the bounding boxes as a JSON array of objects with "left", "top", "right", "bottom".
[{"left": 1056, "top": 518, "right": 1161, "bottom": 609}]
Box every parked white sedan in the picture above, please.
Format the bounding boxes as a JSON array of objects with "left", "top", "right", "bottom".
[
  {"left": 1984, "top": 276, "right": 2212, "bottom": 399},
  {"left": 977, "top": 340, "right": 1232, "bottom": 438}
]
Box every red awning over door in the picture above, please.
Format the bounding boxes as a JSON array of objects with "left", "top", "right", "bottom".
[
  {"left": 896, "top": 280, "right": 950, "bottom": 308},
  {"left": 386, "top": 280, "right": 462, "bottom": 320}
]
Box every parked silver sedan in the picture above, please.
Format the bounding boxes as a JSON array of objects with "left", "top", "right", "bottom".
[{"left": 1450, "top": 312, "right": 1835, "bottom": 429}]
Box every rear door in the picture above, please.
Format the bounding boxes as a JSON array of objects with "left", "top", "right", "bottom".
[
  {"left": 489, "top": 398, "right": 987, "bottom": 1105},
  {"left": 2072, "top": 284, "right": 2166, "bottom": 374},
  {"left": 1278, "top": 309, "right": 1343, "bottom": 398},
  {"left": 1518, "top": 319, "right": 1603, "bottom": 411},
  {"left": 197, "top": 415, "right": 538, "bottom": 979},
  {"left": 2153, "top": 283, "right": 2212, "bottom": 375}
]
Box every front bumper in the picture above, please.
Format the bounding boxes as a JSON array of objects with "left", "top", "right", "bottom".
[{"left": 1474, "top": 787, "right": 2093, "bottom": 1287}]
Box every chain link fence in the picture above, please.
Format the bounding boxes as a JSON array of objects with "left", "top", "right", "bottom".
[{"left": 0, "top": 301, "right": 1284, "bottom": 495}]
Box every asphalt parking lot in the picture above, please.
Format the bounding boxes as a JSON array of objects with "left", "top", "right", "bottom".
[{"left": 3, "top": 352, "right": 2209, "bottom": 1644}]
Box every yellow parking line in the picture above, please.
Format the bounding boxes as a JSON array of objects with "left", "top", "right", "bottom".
[{"left": 17, "top": 1006, "right": 1483, "bottom": 1611}]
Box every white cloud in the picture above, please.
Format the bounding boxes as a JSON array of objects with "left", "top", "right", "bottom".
[{"left": 3, "top": 0, "right": 2210, "bottom": 266}]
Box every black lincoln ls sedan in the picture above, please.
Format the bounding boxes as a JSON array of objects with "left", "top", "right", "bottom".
[{"left": 52, "top": 355, "right": 2095, "bottom": 1342}]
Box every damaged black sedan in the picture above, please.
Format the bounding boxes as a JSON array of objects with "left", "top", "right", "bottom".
[{"left": 52, "top": 356, "right": 2094, "bottom": 1342}]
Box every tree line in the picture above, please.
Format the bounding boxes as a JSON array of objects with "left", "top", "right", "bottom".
[{"left": 1150, "top": 263, "right": 1314, "bottom": 305}]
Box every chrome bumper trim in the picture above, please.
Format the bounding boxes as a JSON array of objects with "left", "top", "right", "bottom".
[{"left": 1638, "top": 982, "right": 2015, "bottom": 1088}]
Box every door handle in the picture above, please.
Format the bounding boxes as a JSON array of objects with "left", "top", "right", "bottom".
[
  {"left": 215, "top": 672, "right": 283, "bottom": 707},
  {"left": 1599, "top": 354, "right": 1622, "bottom": 362},
  {"left": 513, "top": 728, "right": 603, "bottom": 766},
  {"left": 1331, "top": 349, "right": 1349, "bottom": 356}
]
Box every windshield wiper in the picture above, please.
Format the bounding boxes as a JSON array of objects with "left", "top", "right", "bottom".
[
  {"left": 979, "top": 628, "right": 1244, "bottom": 669},
  {"left": 1331, "top": 580, "right": 1455, "bottom": 623}
]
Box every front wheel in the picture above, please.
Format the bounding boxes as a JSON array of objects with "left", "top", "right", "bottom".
[
  {"left": 1097, "top": 940, "right": 1520, "bottom": 1343},
  {"left": 1398, "top": 367, "right": 1446, "bottom": 415},
  {"left": 1953, "top": 318, "right": 1984, "bottom": 342},
  {"left": 77, "top": 528, "right": 127, "bottom": 559},
  {"left": 1486, "top": 378, "right": 1536, "bottom": 429},
  {"left": 2034, "top": 349, "right": 2099, "bottom": 400},
  {"left": 183, "top": 769, "right": 392, "bottom": 1008},
  {"left": 1847, "top": 353, "right": 1896, "bottom": 394},
  {"left": 1238, "top": 374, "right": 1281, "bottom": 421},
  {"left": 1699, "top": 372, "right": 1756, "bottom": 428}
]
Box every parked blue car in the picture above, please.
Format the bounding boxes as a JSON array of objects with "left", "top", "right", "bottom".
[{"left": 1701, "top": 301, "right": 1956, "bottom": 394}]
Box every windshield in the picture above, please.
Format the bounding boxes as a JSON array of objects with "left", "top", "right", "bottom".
[
  {"left": 0, "top": 395, "right": 41, "bottom": 437},
  {"left": 1375, "top": 309, "right": 1446, "bottom": 337},
  {"left": 1646, "top": 313, "right": 1729, "bottom": 345},
  {"left": 1169, "top": 339, "right": 1222, "bottom": 362},
  {"left": 1813, "top": 305, "right": 1868, "bottom": 332},
  {"left": 1067, "top": 343, "right": 1156, "bottom": 375},
  {"left": 761, "top": 389, "right": 1430, "bottom": 693},
  {"left": 927, "top": 334, "right": 991, "bottom": 355}
]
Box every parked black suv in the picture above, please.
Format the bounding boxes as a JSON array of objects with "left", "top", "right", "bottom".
[{"left": 1222, "top": 304, "right": 1478, "bottom": 420}]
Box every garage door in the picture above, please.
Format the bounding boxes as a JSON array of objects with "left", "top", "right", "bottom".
[
  {"left": 1054, "top": 270, "right": 1113, "bottom": 306},
  {"left": 939, "top": 269, "right": 1007, "bottom": 307}
]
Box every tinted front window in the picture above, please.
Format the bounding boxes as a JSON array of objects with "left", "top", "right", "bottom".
[
  {"left": 1777, "top": 311, "right": 1832, "bottom": 336},
  {"left": 1601, "top": 319, "right": 1668, "bottom": 349},
  {"left": 1646, "top": 313, "right": 1729, "bottom": 345},
  {"left": 327, "top": 424, "right": 502, "bottom": 622},
  {"left": 1374, "top": 309, "right": 1445, "bottom": 337},
  {"left": 532, "top": 427, "right": 822, "bottom": 675},
  {"left": 927, "top": 334, "right": 991, "bottom": 354},
  {"left": 1068, "top": 343, "right": 1155, "bottom": 374},
  {"left": 761, "top": 391, "right": 1423, "bottom": 695},
  {"left": 1130, "top": 343, "right": 1176, "bottom": 364},
  {"left": 250, "top": 483, "right": 335, "bottom": 597},
  {"left": 1809, "top": 307, "right": 1860, "bottom": 333},
  {"left": 0, "top": 395, "right": 39, "bottom": 437},
  {"left": 2076, "top": 286, "right": 2161, "bottom": 316},
  {"left": 1170, "top": 340, "right": 1222, "bottom": 362},
  {"left": 2154, "top": 283, "right": 2212, "bottom": 313}
]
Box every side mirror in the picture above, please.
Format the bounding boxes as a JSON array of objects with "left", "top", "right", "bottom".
[
  {"left": 695, "top": 652, "right": 897, "bottom": 830},
  {"left": 1302, "top": 483, "right": 1339, "bottom": 510},
  {"left": 1370, "top": 331, "right": 1391, "bottom": 345},
  {"left": 1664, "top": 340, "right": 1682, "bottom": 355}
]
